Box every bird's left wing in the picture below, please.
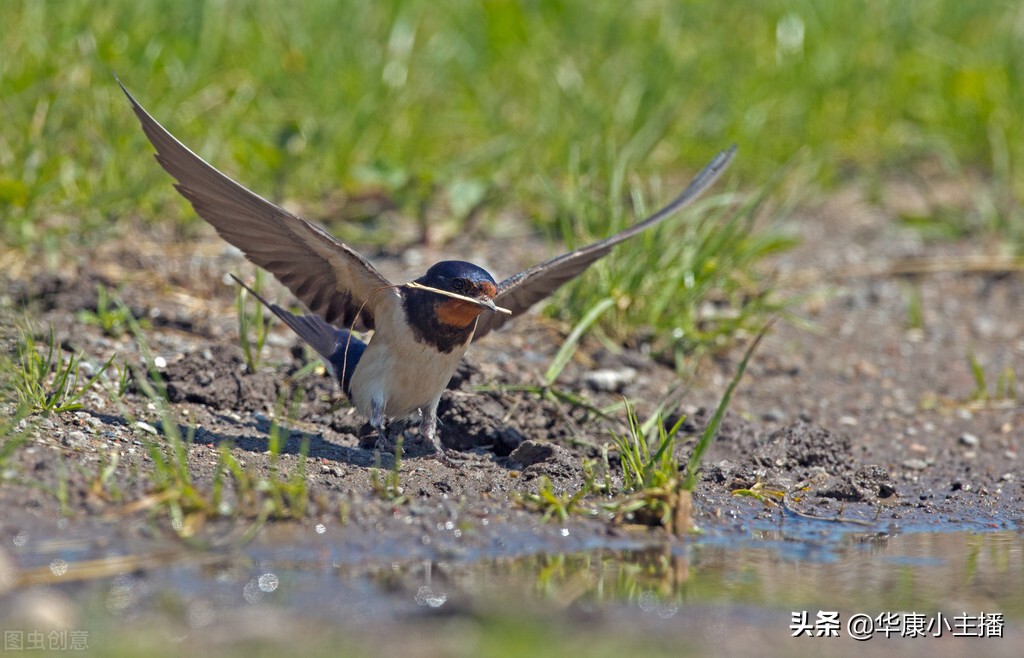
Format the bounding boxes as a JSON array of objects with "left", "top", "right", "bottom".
[
  {"left": 120, "top": 80, "right": 396, "bottom": 331},
  {"left": 473, "top": 145, "right": 736, "bottom": 341}
]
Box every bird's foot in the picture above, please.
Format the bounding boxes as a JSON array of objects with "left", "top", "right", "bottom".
[
  {"left": 372, "top": 426, "right": 413, "bottom": 457},
  {"left": 432, "top": 447, "right": 463, "bottom": 469},
  {"left": 418, "top": 429, "right": 461, "bottom": 468},
  {"left": 373, "top": 434, "right": 397, "bottom": 454}
]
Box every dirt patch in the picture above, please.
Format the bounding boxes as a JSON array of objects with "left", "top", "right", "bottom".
[
  {"left": 2, "top": 184, "right": 1022, "bottom": 547},
  {"left": 161, "top": 344, "right": 280, "bottom": 412}
]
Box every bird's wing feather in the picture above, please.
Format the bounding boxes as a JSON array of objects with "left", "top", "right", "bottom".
[
  {"left": 120, "top": 80, "right": 395, "bottom": 330},
  {"left": 473, "top": 145, "right": 736, "bottom": 341}
]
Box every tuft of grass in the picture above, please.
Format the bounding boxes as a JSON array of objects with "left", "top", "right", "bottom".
[
  {"left": 903, "top": 282, "right": 925, "bottom": 332},
  {"left": 108, "top": 357, "right": 134, "bottom": 398},
  {"left": 0, "top": 403, "right": 32, "bottom": 472},
  {"left": 215, "top": 434, "right": 311, "bottom": 522},
  {"left": 601, "top": 403, "right": 690, "bottom": 534},
  {"left": 76, "top": 284, "right": 141, "bottom": 338},
  {"left": 259, "top": 387, "right": 312, "bottom": 519},
  {"left": 966, "top": 353, "right": 1018, "bottom": 406},
  {"left": 514, "top": 473, "right": 598, "bottom": 524},
  {"left": 370, "top": 436, "right": 407, "bottom": 505},
  {"left": 515, "top": 321, "right": 771, "bottom": 533},
  {"left": 235, "top": 270, "right": 271, "bottom": 374},
  {"left": 89, "top": 447, "right": 123, "bottom": 502},
  {"left": 600, "top": 321, "right": 773, "bottom": 534},
  {"left": 732, "top": 481, "right": 787, "bottom": 506},
  {"left": 555, "top": 158, "right": 797, "bottom": 367},
  {"left": 608, "top": 401, "right": 686, "bottom": 494},
  {"left": 7, "top": 320, "right": 114, "bottom": 415}
]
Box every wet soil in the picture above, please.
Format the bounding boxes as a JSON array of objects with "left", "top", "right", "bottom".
[
  {"left": 1, "top": 183, "right": 1022, "bottom": 653},
  {"left": 4, "top": 186, "right": 1021, "bottom": 532}
]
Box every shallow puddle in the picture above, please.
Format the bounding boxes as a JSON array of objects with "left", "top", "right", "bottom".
[{"left": 2, "top": 512, "right": 1021, "bottom": 656}]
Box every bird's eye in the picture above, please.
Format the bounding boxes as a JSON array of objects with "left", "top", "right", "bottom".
[{"left": 452, "top": 278, "right": 468, "bottom": 293}]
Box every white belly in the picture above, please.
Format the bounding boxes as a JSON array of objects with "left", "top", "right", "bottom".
[{"left": 348, "top": 304, "right": 470, "bottom": 419}]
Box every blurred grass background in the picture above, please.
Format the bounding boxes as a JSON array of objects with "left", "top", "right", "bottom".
[{"left": 2, "top": 0, "right": 1022, "bottom": 354}]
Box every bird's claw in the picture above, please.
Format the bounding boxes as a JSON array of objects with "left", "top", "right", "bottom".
[
  {"left": 373, "top": 435, "right": 396, "bottom": 453},
  {"left": 433, "top": 447, "right": 463, "bottom": 469}
]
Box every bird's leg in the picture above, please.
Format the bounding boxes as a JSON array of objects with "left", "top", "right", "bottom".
[
  {"left": 419, "top": 402, "right": 441, "bottom": 454},
  {"left": 420, "top": 399, "right": 459, "bottom": 468},
  {"left": 370, "top": 395, "right": 393, "bottom": 453}
]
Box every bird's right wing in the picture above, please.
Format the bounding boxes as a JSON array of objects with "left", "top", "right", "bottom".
[
  {"left": 120, "top": 80, "right": 397, "bottom": 330},
  {"left": 473, "top": 145, "right": 736, "bottom": 341}
]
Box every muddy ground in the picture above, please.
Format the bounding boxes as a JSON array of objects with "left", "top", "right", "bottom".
[
  {"left": 1, "top": 181, "right": 1022, "bottom": 607},
  {"left": 3, "top": 182, "right": 1023, "bottom": 536}
]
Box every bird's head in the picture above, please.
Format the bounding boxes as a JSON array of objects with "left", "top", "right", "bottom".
[{"left": 410, "top": 260, "right": 499, "bottom": 329}]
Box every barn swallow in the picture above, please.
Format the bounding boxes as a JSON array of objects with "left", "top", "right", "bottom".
[{"left": 120, "top": 81, "right": 735, "bottom": 459}]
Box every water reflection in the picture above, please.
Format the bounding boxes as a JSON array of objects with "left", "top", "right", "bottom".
[
  {"left": 335, "top": 531, "right": 1023, "bottom": 619},
  {"left": 2, "top": 516, "right": 1021, "bottom": 655}
]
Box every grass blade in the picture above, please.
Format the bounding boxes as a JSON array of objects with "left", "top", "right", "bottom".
[
  {"left": 683, "top": 319, "right": 775, "bottom": 490},
  {"left": 544, "top": 297, "right": 614, "bottom": 385}
]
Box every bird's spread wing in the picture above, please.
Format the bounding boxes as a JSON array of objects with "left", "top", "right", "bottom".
[
  {"left": 473, "top": 145, "right": 736, "bottom": 341},
  {"left": 120, "top": 81, "right": 395, "bottom": 331}
]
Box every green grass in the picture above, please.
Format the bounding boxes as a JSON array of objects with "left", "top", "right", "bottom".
[
  {"left": 93, "top": 314, "right": 315, "bottom": 532},
  {"left": 5, "top": 1, "right": 1022, "bottom": 353},
  {"left": 370, "top": 437, "right": 407, "bottom": 505},
  {"left": 514, "top": 321, "right": 770, "bottom": 532},
  {"left": 603, "top": 321, "right": 770, "bottom": 532},
  {"left": 234, "top": 270, "right": 270, "bottom": 374},
  {"left": 609, "top": 402, "right": 686, "bottom": 494},
  {"left": 5, "top": 320, "right": 114, "bottom": 415},
  {"left": 514, "top": 473, "right": 599, "bottom": 524},
  {"left": 0, "top": 403, "right": 32, "bottom": 473},
  {"left": 0, "top": 308, "right": 313, "bottom": 529},
  {"left": 966, "top": 352, "right": 1018, "bottom": 405},
  {"left": 76, "top": 284, "right": 141, "bottom": 338}
]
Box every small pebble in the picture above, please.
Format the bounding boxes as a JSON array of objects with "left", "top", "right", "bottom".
[
  {"left": 902, "top": 458, "right": 927, "bottom": 471},
  {"left": 62, "top": 430, "right": 88, "bottom": 448},
  {"left": 838, "top": 415, "right": 858, "bottom": 426},
  {"left": 971, "top": 316, "right": 997, "bottom": 338},
  {"left": 958, "top": 433, "right": 979, "bottom": 448},
  {"left": 582, "top": 368, "right": 637, "bottom": 393},
  {"left": 134, "top": 421, "right": 158, "bottom": 436}
]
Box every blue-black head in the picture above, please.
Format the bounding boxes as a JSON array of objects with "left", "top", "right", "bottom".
[
  {"left": 402, "top": 261, "right": 499, "bottom": 352},
  {"left": 417, "top": 260, "right": 497, "bottom": 298}
]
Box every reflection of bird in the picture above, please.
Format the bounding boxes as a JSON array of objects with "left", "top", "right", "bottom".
[{"left": 120, "top": 81, "right": 735, "bottom": 459}]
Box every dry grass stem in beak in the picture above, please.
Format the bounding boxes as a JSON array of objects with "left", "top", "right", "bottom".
[{"left": 405, "top": 281, "right": 512, "bottom": 314}]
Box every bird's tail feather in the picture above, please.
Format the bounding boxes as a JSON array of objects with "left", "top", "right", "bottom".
[{"left": 230, "top": 274, "right": 365, "bottom": 395}]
